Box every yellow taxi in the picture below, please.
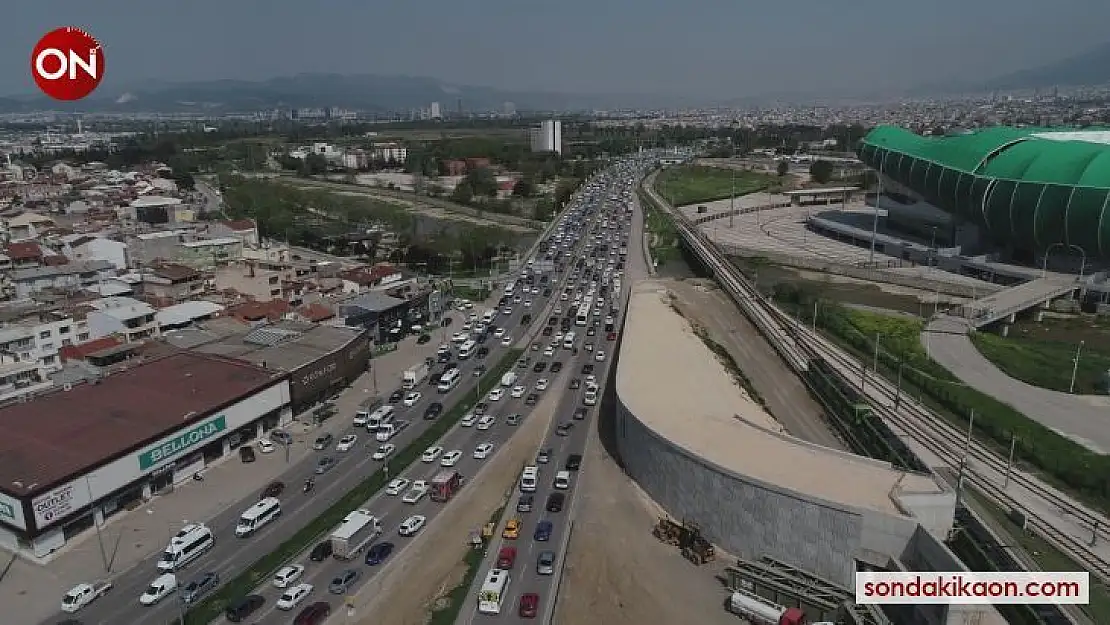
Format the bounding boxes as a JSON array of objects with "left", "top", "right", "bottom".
[{"left": 502, "top": 517, "right": 522, "bottom": 540}]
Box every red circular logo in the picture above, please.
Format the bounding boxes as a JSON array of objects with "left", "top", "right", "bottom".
[{"left": 31, "top": 27, "right": 105, "bottom": 101}]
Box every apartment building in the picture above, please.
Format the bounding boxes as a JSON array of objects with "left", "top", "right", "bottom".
[
  {"left": 85, "top": 296, "right": 161, "bottom": 343},
  {"left": 141, "top": 262, "right": 204, "bottom": 302},
  {"left": 62, "top": 235, "right": 129, "bottom": 270},
  {"left": 1, "top": 211, "right": 55, "bottom": 242},
  {"left": 0, "top": 352, "right": 50, "bottom": 403},
  {"left": 11, "top": 261, "right": 116, "bottom": 299}
]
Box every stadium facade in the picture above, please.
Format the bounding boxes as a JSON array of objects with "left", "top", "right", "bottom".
[{"left": 857, "top": 125, "right": 1110, "bottom": 262}]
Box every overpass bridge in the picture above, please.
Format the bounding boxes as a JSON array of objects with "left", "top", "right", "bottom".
[{"left": 943, "top": 276, "right": 1080, "bottom": 331}]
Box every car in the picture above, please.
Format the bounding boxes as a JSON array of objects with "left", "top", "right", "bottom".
[
  {"left": 517, "top": 494, "right": 534, "bottom": 513},
  {"left": 452, "top": 332, "right": 468, "bottom": 343},
  {"left": 276, "top": 582, "right": 313, "bottom": 610},
  {"left": 488, "top": 388, "right": 505, "bottom": 401},
  {"left": 388, "top": 389, "right": 404, "bottom": 403},
  {"left": 224, "top": 594, "right": 265, "bottom": 622},
  {"left": 535, "top": 379, "right": 549, "bottom": 391},
  {"left": 519, "top": 592, "right": 540, "bottom": 618},
  {"left": 336, "top": 434, "right": 358, "bottom": 452},
  {"left": 537, "top": 550, "right": 556, "bottom": 575},
  {"left": 257, "top": 439, "right": 276, "bottom": 454},
  {"left": 556, "top": 422, "right": 573, "bottom": 436},
  {"left": 546, "top": 492, "right": 566, "bottom": 512},
  {"left": 543, "top": 346, "right": 555, "bottom": 357},
  {"left": 572, "top": 407, "right": 587, "bottom": 420},
  {"left": 424, "top": 402, "right": 444, "bottom": 419},
  {"left": 534, "top": 520, "right": 553, "bottom": 541},
  {"left": 525, "top": 393, "right": 538, "bottom": 406},
  {"left": 372, "top": 444, "right": 396, "bottom": 461},
  {"left": 494, "top": 327, "right": 506, "bottom": 338},
  {"left": 473, "top": 443, "right": 494, "bottom": 459},
  {"left": 569, "top": 378, "right": 581, "bottom": 389},
  {"left": 586, "top": 326, "right": 597, "bottom": 337},
  {"left": 510, "top": 385, "right": 526, "bottom": 398},
  {"left": 595, "top": 350, "right": 606, "bottom": 361},
  {"left": 314, "top": 456, "right": 336, "bottom": 474},
  {"left": 402, "top": 391, "right": 422, "bottom": 407},
  {"left": 503, "top": 517, "right": 522, "bottom": 539},
  {"left": 309, "top": 541, "right": 333, "bottom": 561},
  {"left": 524, "top": 299, "right": 533, "bottom": 308},
  {"left": 537, "top": 448, "right": 551, "bottom": 464},
  {"left": 402, "top": 480, "right": 431, "bottom": 504},
  {"left": 365, "top": 541, "right": 394, "bottom": 565},
  {"left": 460, "top": 412, "right": 479, "bottom": 427},
  {"left": 440, "top": 450, "right": 463, "bottom": 467},
  {"left": 182, "top": 571, "right": 219, "bottom": 605},
  {"left": 273, "top": 564, "right": 306, "bottom": 588},
  {"left": 532, "top": 362, "right": 547, "bottom": 373},
  {"left": 312, "top": 434, "right": 334, "bottom": 450},
  {"left": 385, "top": 477, "right": 410, "bottom": 495},
  {"left": 417, "top": 333, "right": 431, "bottom": 344},
  {"left": 398, "top": 515, "right": 427, "bottom": 537},
  {"left": 584, "top": 342, "right": 594, "bottom": 352},
  {"left": 501, "top": 336, "right": 513, "bottom": 347},
  {"left": 542, "top": 326, "right": 553, "bottom": 336},
  {"left": 550, "top": 362, "right": 563, "bottom": 373},
  {"left": 474, "top": 402, "right": 489, "bottom": 416},
  {"left": 607, "top": 331, "right": 617, "bottom": 341},
  {"left": 421, "top": 446, "right": 443, "bottom": 463},
  {"left": 294, "top": 601, "right": 331, "bottom": 625},
  {"left": 566, "top": 454, "right": 582, "bottom": 470},
  {"left": 328, "top": 569, "right": 360, "bottom": 594},
  {"left": 260, "top": 480, "right": 284, "bottom": 499},
  {"left": 477, "top": 415, "right": 496, "bottom": 430},
  {"left": 506, "top": 413, "right": 522, "bottom": 426},
  {"left": 239, "top": 445, "right": 256, "bottom": 463},
  {"left": 581, "top": 363, "right": 594, "bottom": 375}
]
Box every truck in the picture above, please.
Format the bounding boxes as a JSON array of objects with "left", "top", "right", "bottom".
[
  {"left": 727, "top": 590, "right": 819, "bottom": 625},
  {"left": 501, "top": 371, "right": 518, "bottom": 388},
  {"left": 430, "top": 470, "right": 465, "bottom": 502},
  {"left": 353, "top": 397, "right": 383, "bottom": 427},
  {"left": 330, "top": 509, "right": 382, "bottom": 560},
  {"left": 402, "top": 363, "right": 430, "bottom": 390},
  {"left": 60, "top": 581, "right": 112, "bottom": 612}
]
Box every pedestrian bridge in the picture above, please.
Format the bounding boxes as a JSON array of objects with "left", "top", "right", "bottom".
[{"left": 941, "top": 277, "right": 1079, "bottom": 330}]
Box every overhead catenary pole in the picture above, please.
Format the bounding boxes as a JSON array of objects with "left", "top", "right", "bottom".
[
  {"left": 1003, "top": 435, "right": 1017, "bottom": 489},
  {"left": 955, "top": 410, "right": 975, "bottom": 508},
  {"left": 1069, "top": 340, "right": 1085, "bottom": 394}
]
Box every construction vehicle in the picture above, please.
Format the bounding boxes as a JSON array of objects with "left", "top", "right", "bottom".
[
  {"left": 653, "top": 517, "right": 683, "bottom": 544},
  {"left": 652, "top": 517, "right": 715, "bottom": 564}
]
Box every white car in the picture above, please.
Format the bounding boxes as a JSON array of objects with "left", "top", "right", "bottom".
[
  {"left": 586, "top": 374, "right": 597, "bottom": 386},
  {"left": 595, "top": 350, "right": 606, "bottom": 362},
  {"left": 476, "top": 415, "right": 496, "bottom": 430},
  {"left": 523, "top": 299, "right": 532, "bottom": 308},
  {"left": 403, "top": 392, "right": 422, "bottom": 407},
  {"left": 452, "top": 332, "right": 468, "bottom": 343},
  {"left": 139, "top": 573, "right": 177, "bottom": 606},
  {"left": 336, "top": 434, "right": 358, "bottom": 452},
  {"left": 510, "top": 385, "right": 526, "bottom": 398},
  {"left": 273, "top": 564, "right": 305, "bottom": 588},
  {"left": 372, "top": 444, "right": 395, "bottom": 461},
  {"left": 421, "top": 446, "right": 444, "bottom": 463},
  {"left": 513, "top": 296, "right": 522, "bottom": 303},
  {"left": 584, "top": 342, "right": 594, "bottom": 352},
  {"left": 461, "top": 322, "right": 472, "bottom": 332},
  {"left": 535, "top": 379, "right": 549, "bottom": 391},
  {"left": 501, "top": 336, "right": 512, "bottom": 347},
  {"left": 399, "top": 514, "right": 427, "bottom": 537},
  {"left": 276, "top": 583, "right": 313, "bottom": 610},
  {"left": 385, "top": 477, "right": 411, "bottom": 496},
  {"left": 494, "top": 327, "right": 506, "bottom": 338},
  {"left": 543, "top": 346, "right": 555, "bottom": 357},
  {"left": 402, "top": 481, "right": 430, "bottom": 504},
  {"left": 460, "top": 412, "right": 479, "bottom": 427},
  {"left": 473, "top": 443, "right": 494, "bottom": 459},
  {"left": 488, "top": 388, "right": 505, "bottom": 402},
  {"left": 257, "top": 439, "right": 276, "bottom": 454},
  {"left": 554, "top": 332, "right": 564, "bottom": 342},
  {"left": 440, "top": 450, "right": 463, "bottom": 467}
]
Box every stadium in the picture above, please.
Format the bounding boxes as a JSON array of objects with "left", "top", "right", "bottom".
[{"left": 857, "top": 125, "right": 1110, "bottom": 264}]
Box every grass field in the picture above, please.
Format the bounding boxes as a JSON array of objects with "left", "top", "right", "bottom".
[
  {"left": 971, "top": 332, "right": 1110, "bottom": 394},
  {"left": 655, "top": 165, "right": 775, "bottom": 206}
]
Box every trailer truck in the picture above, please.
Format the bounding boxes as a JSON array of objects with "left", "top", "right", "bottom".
[
  {"left": 330, "top": 509, "right": 382, "bottom": 560},
  {"left": 402, "top": 363, "right": 430, "bottom": 390},
  {"left": 727, "top": 590, "right": 828, "bottom": 625}
]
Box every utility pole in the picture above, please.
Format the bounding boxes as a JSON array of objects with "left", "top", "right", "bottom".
[
  {"left": 1003, "top": 435, "right": 1017, "bottom": 489},
  {"left": 869, "top": 152, "right": 883, "bottom": 266},
  {"left": 955, "top": 410, "right": 975, "bottom": 509},
  {"left": 894, "top": 360, "right": 904, "bottom": 409},
  {"left": 1069, "top": 340, "right": 1085, "bottom": 394},
  {"left": 729, "top": 167, "right": 735, "bottom": 229}
]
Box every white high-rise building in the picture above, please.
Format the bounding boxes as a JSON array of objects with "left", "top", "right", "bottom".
[
  {"left": 530, "top": 120, "right": 562, "bottom": 154},
  {"left": 430, "top": 102, "right": 442, "bottom": 119}
]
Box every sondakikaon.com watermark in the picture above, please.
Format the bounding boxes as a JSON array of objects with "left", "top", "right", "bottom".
[{"left": 856, "top": 572, "right": 1090, "bottom": 605}]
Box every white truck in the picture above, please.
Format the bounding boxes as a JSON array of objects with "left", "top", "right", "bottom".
[
  {"left": 402, "top": 363, "right": 430, "bottom": 390},
  {"left": 501, "top": 371, "right": 518, "bottom": 388},
  {"left": 61, "top": 581, "right": 113, "bottom": 612},
  {"left": 330, "top": 509, "right": 382, "bottom": 560}
]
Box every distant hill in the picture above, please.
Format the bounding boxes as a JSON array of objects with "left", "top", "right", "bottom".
[
  {"left": 0, "top": 73, "right": 660, "bottom": 114},
  {"left": 985, "top": 42, "right": 1110, "bottom": 91}
]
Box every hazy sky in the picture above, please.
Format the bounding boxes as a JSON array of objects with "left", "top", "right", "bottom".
[{"left": 6, "top": 0, "right": 1110, "bottom": 99}]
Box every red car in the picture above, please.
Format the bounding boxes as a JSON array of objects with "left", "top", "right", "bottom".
[
  {"left": 294, "top": 601, "right": 331, "bottom": 625},
  {"left": 519, "top": 593, "right": 539, "bottom": 618},
  {"left": 606, "top": 331, "right": 617, "bottom": 341}
]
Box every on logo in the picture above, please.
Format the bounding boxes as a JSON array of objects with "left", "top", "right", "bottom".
[{"left": 31, "top": 27, "right": 105, "bottom": 101}]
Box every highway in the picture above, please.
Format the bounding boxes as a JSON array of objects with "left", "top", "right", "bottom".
[
  {"left": 453, "top": 161, "right": 651, "bottom": 625},
  {"left": 47, "top": 164, "right": 616, "bottom": 625},
  {"left": 641, "top": 170, "right": 1110, "bottom": 584}
]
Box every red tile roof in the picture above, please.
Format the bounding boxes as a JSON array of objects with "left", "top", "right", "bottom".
[
  {"left": 297, "top": 303, "right": 335, "bottom": 322},
  {"left": 5, "top": 242, "right": 43, "bottom": 261},
  {"left": 227, "top": 298, "right": 290, "bottom": 322},
  {"left": 0, "top": 352, "right": 281, "bottom": 495},
  {"left": 58, "top": 336, "right": 122, "bottom": 362},
  {"left": 221, "top": 219, "right": 256, "bottom": 231},
  {"left": 42, "top": 255, "right": 70, "bottom": 266}
]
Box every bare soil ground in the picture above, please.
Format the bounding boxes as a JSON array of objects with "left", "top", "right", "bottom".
[{"left": 552, "top": 423, "right": 736, "bottom": 625}]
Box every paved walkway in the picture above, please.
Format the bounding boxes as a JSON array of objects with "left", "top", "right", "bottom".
[
  {"left": 921, "top": 319, "right": 1110, "bottom": 454},
  {"left": 0, "top": 308, "right": 477, "bottom": 625}
]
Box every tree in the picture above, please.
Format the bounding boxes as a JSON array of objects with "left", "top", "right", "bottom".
[
  {"left": 171, "top": 171, "right": 196, "bottom": 191},
  {"left": 451, "top": 182, "right": 475, "bottom": 204},
  {"left": 809, "top": 160, "right": 835, "bottom": 184},
  {"left": 512, "top": 178, "right": 536, "bottom": 198},
  {"left": 776, "top": 160, "right": 790, "bottom": 177},
  {"left": 464, "top": 167, "right": 498, "bottom": 197}
]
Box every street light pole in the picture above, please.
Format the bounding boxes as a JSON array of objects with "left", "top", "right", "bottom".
[
  {"left": 729, "top": 167, "right": 735, "bottom": 229},
  {"left": 869, "top": 151, "right": 884, "bottom": 266},
  {"left": 1069, "top": 340, "right": 1085, "bottom": 394}
]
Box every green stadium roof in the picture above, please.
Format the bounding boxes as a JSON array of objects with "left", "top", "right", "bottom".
[{"left": 857, "top": 125, "right": 1110, "bottom": 259}]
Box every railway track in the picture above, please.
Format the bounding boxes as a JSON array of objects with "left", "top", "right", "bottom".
[{"left": 642, "top": 173, "right": 1110, "bottom": 584}]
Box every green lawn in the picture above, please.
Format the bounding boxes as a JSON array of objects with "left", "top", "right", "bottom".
[
  {"left": 655, "top": 165, "right": 775, "bottom": 206},
  {"left": 636, "top": 188, "right": 680, "bottom": 266},
  {"left": 971, "top": 332, "right": 1110, "bottom": 394}
]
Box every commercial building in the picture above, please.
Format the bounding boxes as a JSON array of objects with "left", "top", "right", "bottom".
[
  {"left": 530, "top": 120, "right": 562, "bottom": 155},
  {"left": 338, "top": 291, "right": 409, "bottom": 343},
  {"left": 858, "top": 125, "right": 1110, "bottom": 263},
  {"left": 0, "top": 352, "right": 290, "bottom": 558}
]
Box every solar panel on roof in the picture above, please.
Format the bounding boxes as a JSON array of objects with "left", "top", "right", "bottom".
[{"left": 242, "top": 325, "right": 302, "bottom": 347}]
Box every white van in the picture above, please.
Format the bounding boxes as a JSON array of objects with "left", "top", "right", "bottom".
[
  {"left": 354, "top": 397, "right": 383, "bottom": 427},
  {"left": 366, "top": 405, "right": 395, "bottom": 432},
  {"left": 235, "top": 497, "right": 282, "bottom": 537},
  {"left": 157, "top": 525, "right": 214, "bottom": 572},
  {"left": 519, "top": 466, "right": 538, "bottom": 493},
  {"left": 583, "top": 387, "right": 598, "bottom": 406},
  {"left": 140, "top": 573, "right": 177, "bottom": 606},
  {"left": 554, "top": 471, "right": 571, "bottom": 490}
]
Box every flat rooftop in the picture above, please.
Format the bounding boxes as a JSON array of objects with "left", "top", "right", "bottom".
[
  {"left": 0, "top": 352, "right": 281, "bottom": 497},
  {"left": 178, "top": 320, "right": 364, "bottom": 372},
  {"left": 616, "top": 280, "right": 941, "bottom": 516}
]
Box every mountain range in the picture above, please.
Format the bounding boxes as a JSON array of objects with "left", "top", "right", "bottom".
[{"left": 911, "top": 42, "right": 1110, "bottom": 96}]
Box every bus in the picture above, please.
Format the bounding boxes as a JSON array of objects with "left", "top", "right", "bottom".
[
  {"left": 235, "top": 497, "right": 282, "bottom": 537},
  {"left": 575, "top": 305, "right": 590, "bottom": 326},
  {"left": 562, "top": 331, "right": 576, "bottom": 350},
  {"left": 437, "top": 367, "right": 462, "bottom": 393},
  {"left": 157, "top": 524, "right": 214, "bottom": 572},
  {"left": 477, "top": 567, "right": 511, "bottom": 614},
  {"left": 457, "top": 339, "right": 477, "bottom": 360}
]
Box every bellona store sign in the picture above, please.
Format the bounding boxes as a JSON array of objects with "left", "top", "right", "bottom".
[{"left": 138, "top": 416, "right": 227, "bottom": 470}]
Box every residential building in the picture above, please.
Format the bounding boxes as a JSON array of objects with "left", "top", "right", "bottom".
[
  {"left": 141, "top": 262, "right": 205, "bottom": 302},
  {"left": 0, "top": 308, "right": 86, "bottom": 376},
  {"left": 339, "top": 264, "right": 403, "bottom": 294},
  {"left": 123, "top": 196, "right": 183, "bottom": 225},
  {"left": 4, "top": 242, "right": 44, "bottom": 269},
  {"left": 63, "top": 235, "right": 129, "bottom": 270},
  {"left": 530, "top": 120, "right": 563, "bottom": 154},
  {"left": 128, "top": 229, "right": 190, "bottom": 267},
  {"left": 209, "top": 219, "right": 260, "bottom": 248},
  {"left": 176, "top": 237, "right": 244, "bottom": 268},
  {"left": 0, "top": 352, "right": 51, "bottom": 403},
  {"left": 1, "top": 211, "right": 55, "bottom": 242},
  {"left": 86, "top": 296, "right": 160, "bottom": 343},
  {"left": 155, "top": 301, "right": 225, "bottom": 330},
  {"left": 371, "top": 143, "right": 408, "bottom": 163},
  {"left": 214, "top": 260, "right": 312, "bottom": 303},
  {"left": 343, "top": 150, "right": 369, "bottom": 170},
  {"left": 11, "top": 261, "right": 116, "bottom": 299},
  {"left": 430, "top": 102, "right": 442, "bottom": 119}
]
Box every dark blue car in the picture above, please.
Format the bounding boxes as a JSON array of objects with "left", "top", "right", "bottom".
[
  {"left": 534, "top": 520, "right": 553, "bottom": 542},
  {"left": 365, "top": 541, "right": 394, "bottom": 566}
]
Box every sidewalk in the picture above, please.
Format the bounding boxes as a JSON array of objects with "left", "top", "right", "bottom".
[{"left": 0, "top": 315, "right": 462, "bottom": 625}]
